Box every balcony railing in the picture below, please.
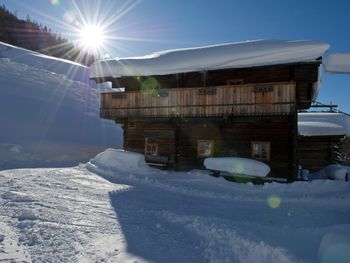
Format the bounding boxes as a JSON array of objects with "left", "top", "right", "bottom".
[{"left": 100, "top": 82, "right": 296, "bottom": 119}]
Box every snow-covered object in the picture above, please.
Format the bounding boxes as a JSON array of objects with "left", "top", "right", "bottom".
[
  {"left": 325, "top": 165, "right": 349, "bottom": 181},
  {"left": 90, "top": 40, "right": 329, "bottom": 78},
  {"left": 88, "top": 148, "right": 152, "bottom": 172},
  {"left": 298, "top": 112, "right": 350, "bottom": 137},
  {"left": 300, "top": 169, "right": 310, "bottom": 181},
  {"left": 204, "top": 157, "right": 271, "bottom": 177},
  {"left": 325, "top": 53, "right": 350, "bottom": 74},
  {"left": 309, "top": 164, "right": 350, "bottom": 181}
]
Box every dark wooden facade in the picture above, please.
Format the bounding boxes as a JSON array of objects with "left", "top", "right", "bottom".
[
  {"left": 94, "top": 62, "right": 322, "bottom": 181},
  {"left": 298, "top": 135, "right": 344, "bottom": 172}
]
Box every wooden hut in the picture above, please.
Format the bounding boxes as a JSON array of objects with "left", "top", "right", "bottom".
[
  {"left": 298, "top": 111, "right": 350, "bottom": 172},
  {"left": 90, "top": 40, "right": 330, "bottom": 181}
]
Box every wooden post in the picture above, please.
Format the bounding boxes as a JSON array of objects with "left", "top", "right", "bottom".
[{"left": 289, "top": 109, "right": 298, "bottom": 182}]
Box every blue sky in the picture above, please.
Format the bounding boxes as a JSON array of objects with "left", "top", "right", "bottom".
[{"left": 1, "top": 0, "right": 350, "bottom": 112}]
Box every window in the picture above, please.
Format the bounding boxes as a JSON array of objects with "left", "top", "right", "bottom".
[
  {"left": 197, "top": 140, "right": 214, "bottom": 157},
  {"left": 251, "top": 141, "right": 270, "bottom": 161},
  {"left": 145, "top": 143, "right": 158, "bottom": 156},
  {"left": 227, "top": 79, "right": 244, "bottom": 85}
]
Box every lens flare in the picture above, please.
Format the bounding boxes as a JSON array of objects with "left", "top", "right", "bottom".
[
  {"left": 63, "top": 12, "right": 76, "bottom": 24},
  {"left": 267, "top": 194, "right": 281, "bottom": 209},
  {"left": 232, "top": 163, "right": 244, "bottom": 174},
  {"left": 141, "top": 77, "right": 159, "bottom": 96},
  {"left": 50, "top": 0, "right": 60, "bottom": 5}
]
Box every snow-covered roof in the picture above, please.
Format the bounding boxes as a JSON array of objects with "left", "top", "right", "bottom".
[
  {"left": 298, "top": 112, "right": 350, "bottom": 137},
  {"left": 90, "top": 40, "right": 330, "bottom": 78},
  {"left": 324, "top": 53, "right": 350, "bottom": 74}
]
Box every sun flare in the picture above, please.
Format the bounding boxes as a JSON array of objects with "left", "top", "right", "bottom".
[{"left": 78, "top": 25, "right": 106, "bottom": 52}]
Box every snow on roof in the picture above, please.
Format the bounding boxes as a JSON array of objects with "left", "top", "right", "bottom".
[
  {"left": 90, "top": 40, "right": 329, "bottom": 78},
  {"left": 298, "top": 112, "right": 350, "bottom": 137},
  {"left": 324, "top": 53, "right": 350, "bottom": 74}
]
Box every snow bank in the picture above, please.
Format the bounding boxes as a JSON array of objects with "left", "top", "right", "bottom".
[
  {"left": 298, "top": 112, "right": 350, "bottom": 136},
  {"left": 0, "top": 42, "right": 122, "bottom": 169},
  {"left": 90, "top": 40, "right": 329, "bottom": 78},
  {"left": 204, "top": 157, "right": 270, "bottom": 177},
  {"left": 88, "top": 149, "right": 152, "bottom": 173},
  {"left": 325, "top": 53, "right": 350, "bottom": 74}
]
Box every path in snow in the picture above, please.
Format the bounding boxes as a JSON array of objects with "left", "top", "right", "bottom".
[{"left": 0, "top": 164, "right": 349, "bottom": 262}]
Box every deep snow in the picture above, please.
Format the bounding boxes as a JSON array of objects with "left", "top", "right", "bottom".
[
  {"left": 90, "top": 40, "right": 329, "bottom": 78},
  {"left": 1, "top": 41, "right": 349, "bottom": 262},
  {"left": 0, "top": 42, "right": 123, "bottom": 169},
  {"left": 1, "top": 150, "right": 349, "bottom": 263}
]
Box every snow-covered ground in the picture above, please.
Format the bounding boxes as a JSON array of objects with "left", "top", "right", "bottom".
[
  {"left": 1, "top": 42, "right": 349, "bottom": 262},
  {"left": 0, "top": 149, "right": 349, "bottom": 263},
  {"left": 0, "top": 42, "right": 122, "bottom": 169}
]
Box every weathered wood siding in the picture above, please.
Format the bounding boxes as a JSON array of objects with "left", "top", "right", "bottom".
[
  {"left": 298, "top": 135, "right": 344, "bottom": 172},
  {"left": 95, "top": 63, "right": 320, "bottom": 109},
  {"left": 124, "top": 121, "right": 177, "bottom": 164},
  {"left": 101, "top": 82, "right": 295, "bottom": 119},
  {"left": 122, "top": 116, "right": 295, "bottom": 179},
  {"left": 176, "top": 116, "right": 295, "bottom": 179}
]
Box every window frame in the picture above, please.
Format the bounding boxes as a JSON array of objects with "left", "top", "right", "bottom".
[
  {"left": 197, "top": 140, "right": 215, "bottom": 158},
  {"left": 251, "top": 141, "right": 271, "bottom": 161},
  {"left": 145, "top": 142, "right": 158, "bottom": 156}
]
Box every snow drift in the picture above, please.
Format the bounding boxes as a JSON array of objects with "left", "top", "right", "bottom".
[
  {"left": 90, "top": 40, "right": 329, "bottom": 78},
  {"left": 88, "top": 148, "right": 152, "bottom": 173},
  {"left": 0, "top": 42, "right": 122, "bottom": 169}
]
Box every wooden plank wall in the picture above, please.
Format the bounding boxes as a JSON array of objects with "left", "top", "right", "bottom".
[
  {"left": 298, "top": 135, "right": 343, "bottom": 172},
  {"left": 124, "top": 121, "right": 176, "bottom": 163},
  {"left": 101, "top": 82, "right": 295, "bottom": 119},
  {"left": 176, "top": 116, "right": 294, "bottom": 179},
  {"left": 122, "top": 116, "right": 295, "bottom": 179}
]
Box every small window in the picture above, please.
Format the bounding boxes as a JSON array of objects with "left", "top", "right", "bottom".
[
  {"left": 145, "top": 143, "right": 158, "bottom": 156},
  {"left": 128, "top": 122, "right": 135, "bottom": 128},
  {"left": 227, "top": 79, "right": 244, "bottom": 85},
  {"left": 251, "top": 141, "right": 270, "bottom": 161},
  {"left": 197, "top": 140, "right": 214, "bottom": 157}
]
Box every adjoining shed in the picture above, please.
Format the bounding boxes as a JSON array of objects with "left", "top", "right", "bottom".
[
  {"left": 298, "top": 112, "right": 350, "bottom": 172},
  {"left": 90, "top": 40, "right": 330, "bottom": 181}
]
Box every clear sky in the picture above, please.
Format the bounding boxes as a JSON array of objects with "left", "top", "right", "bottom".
[{"left": 1, "top": 0, "right": 350, "bottom": 112}]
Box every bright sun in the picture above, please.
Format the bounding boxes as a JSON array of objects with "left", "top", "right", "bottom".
[{"left": 79, "top": 25, "right": 106, "bottom": 52}]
